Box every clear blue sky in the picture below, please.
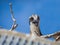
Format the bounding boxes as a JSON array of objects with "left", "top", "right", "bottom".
[{"left": 0, "top": 0, "right": 60, "bottom": 35}]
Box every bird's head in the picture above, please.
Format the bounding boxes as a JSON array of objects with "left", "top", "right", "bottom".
[{"left": 29, "top": 14, "right": 40, "bottom": 26}]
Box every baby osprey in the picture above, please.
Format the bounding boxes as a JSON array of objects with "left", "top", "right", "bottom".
[
  {"left": 29, "top": 14, "right": 60, "bottom": 41},
  {"left": 29, "top": 14, "right": 42, "bottom": 37}
]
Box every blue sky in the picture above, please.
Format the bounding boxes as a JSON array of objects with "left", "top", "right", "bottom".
[{"left": 0, "top": 0, "right": 60, "bottom": 35}]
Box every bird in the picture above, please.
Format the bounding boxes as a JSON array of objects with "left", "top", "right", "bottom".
[
  {"left": 29, "top": 14, "right": 42, "bottom": 38},
  {"left": 29, "top": 14, "right": 60, "bottom": 41}
]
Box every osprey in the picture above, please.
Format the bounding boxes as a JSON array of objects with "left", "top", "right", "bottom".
[
  {"left": 29, "top": 14, "right": 42, "bottom": 38},
  {"left": 29, "top": 14, "right": 60, "bottom": 41}
]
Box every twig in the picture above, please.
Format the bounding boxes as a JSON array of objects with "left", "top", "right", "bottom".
[{"left": 9, "top": 3, "right": 18, "bottom": 31}]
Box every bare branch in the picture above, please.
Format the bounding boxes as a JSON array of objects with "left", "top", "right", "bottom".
[{"left": 9, "top": 3, "right": 18, "bottom": 31}]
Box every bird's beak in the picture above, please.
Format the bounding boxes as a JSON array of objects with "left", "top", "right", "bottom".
[{"left": 32, "top": 20, "right": 38, "bottom": 26}]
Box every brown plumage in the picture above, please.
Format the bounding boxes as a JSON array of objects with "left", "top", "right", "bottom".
[{"left": 41, "top": 31, "right": 60, "bottom": 41}]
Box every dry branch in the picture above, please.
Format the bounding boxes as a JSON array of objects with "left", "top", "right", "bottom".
[{"left": 9, "top": 3, "right": 18, "bottom": 31}]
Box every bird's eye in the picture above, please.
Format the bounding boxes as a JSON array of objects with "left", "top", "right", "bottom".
[{"left": 30, "top": 17, "right": 34, "bottom": 21}]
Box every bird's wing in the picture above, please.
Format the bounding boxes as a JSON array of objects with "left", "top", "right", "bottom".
[
  {"left": 41, "top": 31, "right": 60, "bottom": 41},
  {"left": 51, "top": 31, "right": 60, "bottom": 39}
]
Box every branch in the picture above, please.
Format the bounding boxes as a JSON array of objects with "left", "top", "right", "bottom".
[{"left": 9, "top": 3, "right": 18, "bottom": 31}]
